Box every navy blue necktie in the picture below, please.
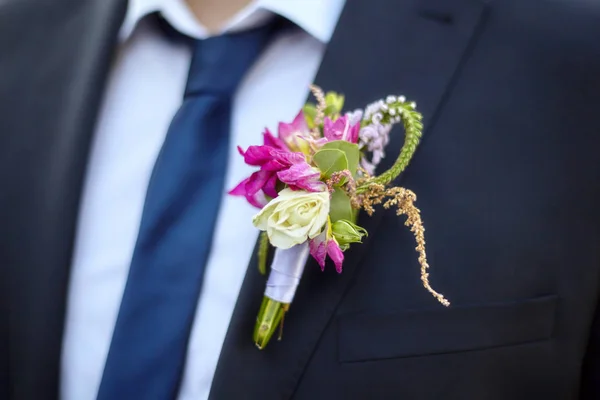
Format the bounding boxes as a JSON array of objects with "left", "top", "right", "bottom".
[{"left": 97, "top": 17, "right": 284, "bottom": 400}]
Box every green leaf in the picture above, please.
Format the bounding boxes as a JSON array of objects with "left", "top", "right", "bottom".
[
  {"left": 351, "top": 207, "right": 359, "bottom": 224},
  {"left": 321, "top": 141, "right": 360, "bottom": 176},
  {"left": 329, "top": 188, "right": 353, "bottom": 222},
  {"left": 325, "top": 91, "right": 345, "bottom": 114},
  {"left": 323, "top": 105, "right": 340, "bottom": 119},
  {"left": 313, "top": 148, "right": 348, "bottom": 178},
  {"left": 303, "top": 103, "right": 317, "bottom": 130}
]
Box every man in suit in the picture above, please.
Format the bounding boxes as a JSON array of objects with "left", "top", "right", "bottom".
[{"left": 2, "top": 0, "right": 600, "bottom": 399}]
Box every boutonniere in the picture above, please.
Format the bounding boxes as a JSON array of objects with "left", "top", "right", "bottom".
[{"left": 230, "top": 85, "right": 449, "bottom": 350}]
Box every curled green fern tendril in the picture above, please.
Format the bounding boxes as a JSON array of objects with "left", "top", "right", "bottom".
[
  {"left": 257, "top": 232, "right": 269, "bottom": 275},
  {"left": 356, "top": 101, "right": 423, "bottom": 193}
]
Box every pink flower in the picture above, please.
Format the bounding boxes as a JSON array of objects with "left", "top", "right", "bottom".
[
  {"left": 278, "top": 111, "right": 310, "bottom": 141},
  {"left": 277, "top": 162, "right": 326, "bottom": 192},
  {"left": 230, "top": 132, "right": 309, "bottom": 208},
  {"left": 323, "top": 115, "right": 360, "bottom": 143},
  {"left": 309, "top": 229, "right": 345, "bottom": 273},
  {"left": 278, "top": 111, "right": 313, "bottom": 154},
  {"left": 230, "top": 110, "right": 335, "bottom": 208}
]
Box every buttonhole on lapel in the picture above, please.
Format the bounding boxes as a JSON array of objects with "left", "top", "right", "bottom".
[{"left": 418, "top": 9, "right": 454, "bottom": 25}]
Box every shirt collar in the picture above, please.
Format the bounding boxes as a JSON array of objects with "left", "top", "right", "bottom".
[{"left": 119, "top": 0, "right": 346, "bottom": 43}]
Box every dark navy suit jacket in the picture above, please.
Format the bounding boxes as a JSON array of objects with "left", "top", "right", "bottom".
[{"left": 2, "top": 0, "right": 600, "bottom": 399}]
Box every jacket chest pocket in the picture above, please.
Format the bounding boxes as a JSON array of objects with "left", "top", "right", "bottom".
[{"left": 337, "top": 295, "right": 557, "bottom": 363}]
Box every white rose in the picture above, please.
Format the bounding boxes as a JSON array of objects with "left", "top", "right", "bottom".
[{"left": 253, "top": 188, "right": 330, "bottom": 249}]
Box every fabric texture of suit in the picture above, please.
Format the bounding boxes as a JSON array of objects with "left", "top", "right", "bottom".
[{"left": 1, "top": 0, "right": 600, "bottom": 399}]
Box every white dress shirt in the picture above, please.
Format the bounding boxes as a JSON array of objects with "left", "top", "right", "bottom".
[{"left": 60, "top": 0, "right": 345, "bottom": 399}]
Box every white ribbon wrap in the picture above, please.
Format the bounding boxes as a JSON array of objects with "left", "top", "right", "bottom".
[{"left": 264, "top": 242, "right": 310, "bottom": 304}]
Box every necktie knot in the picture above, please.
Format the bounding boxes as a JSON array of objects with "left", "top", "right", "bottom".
[{"left": 184, "top": 19, "right": 284, "bottom": 97}]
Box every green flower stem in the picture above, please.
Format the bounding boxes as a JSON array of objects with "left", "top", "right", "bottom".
[
  {"left": 257, "top": 232, "right": 269, "bottom": 275},
  {"left": 253, "top": 296, "right": 289, "bottom": 350},
  {"left": 357, "top": 101, "right": 423, "bottom": 193}
]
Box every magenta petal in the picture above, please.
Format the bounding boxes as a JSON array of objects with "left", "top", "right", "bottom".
[
  {"left": 309, "top": 232, "right": 327, "bottom": 270},
  {"left": 278, "top": 122, "right": 292, "bottom": 141},
  {"left": 277, "top": 162, "right": 316, "bottom": 179},
  {"left": 347, "top": 121, "right": 360, "bottom": 144},
  {"left": 277, "top": 162, "right": 326, "bottom": 192},
  {"left": 245, "top": 170, "right": 271, "bottom": 195},
  {"left": 278, "top": 110, "right": 310, "bottom": 141},
  {"left": 242, "top": 145, "right": 275, "bottom": 166},
  {"left": 246, "top": 190, "right": 268, "bottom": 208},
  {"left": 261, "top": 159, "right": 287, "bottom": 171},
  {"left": 291, "top": 110, "right": 310, "bottom": 131},
  {"left": 254, "top": 149, "right": 304, "bottom": 172},
  {"left": 263, "top": 173, "right": 278, "bottom": 198},
  {"left": 229, "top": 177, "right": 250, "bottom": 196},
  {"left": 263, "top": 128, "right": 288, "bottom": 151},
  {"left": 327, "top": 239, "right": 345, "bottom": 273},
  {"left": 323, "top": 116, "right": 360, "bottom": 143},
  {"left": 244, "top": 171, "right": 271, "bottom": 209},
  {"left": 323, "top": 117, "right": 337, "bottom": 141},
  {"left": 228, "top": 176, "right": 267, "bottom": 208},
  {"left": 292, "top": 181, "right": 326, "bottom": 192},
  {"left": 273, "top": 150, "right": 305, "bottom": 166}
]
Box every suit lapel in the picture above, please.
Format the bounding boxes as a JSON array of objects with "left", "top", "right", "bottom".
[
  {"left": 0, "top": 0, "right": 127, "bottom": 398},
  {"left": 210, "top": 0, "right": 488, "bottom": 398}
]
